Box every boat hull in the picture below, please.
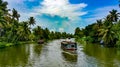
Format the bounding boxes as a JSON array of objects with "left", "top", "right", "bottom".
[{"left": 38, "top": 40, "right": 44, "bottom": 44}]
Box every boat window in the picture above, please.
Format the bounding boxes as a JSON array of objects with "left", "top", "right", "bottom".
[{"left": 71, "top": 45, "right": 75, "bottom": 47}]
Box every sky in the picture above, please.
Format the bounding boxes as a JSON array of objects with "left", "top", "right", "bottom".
[{"left": 3, "top": 0, "right": 120, "bottom": 33}]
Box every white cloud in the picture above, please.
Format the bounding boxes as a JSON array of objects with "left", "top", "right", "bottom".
[
  {"left": 3, "top": 0, "right": 35, "bottom": 21},
  {"left": 3, "top": 0, "right": 25, "bottom": 4},
  {"left": 3, "top": 0, "right": 87, "bottom": 21},
  {"left": 3, "top": 0, "right": 119, "bottom": 33},
  {"left": 59, "top": 28, "right": 64, "bottom": 32},
  {"left": 32, "top": 0, "right": 87, "bottom": 20},
  {"left": 3, "top": 0, "right": 35, "bottom": 3},
  {"left": 50, "top": 28, "right": 56, "bottom": 32},
  {"left": 83, "top": 5, "right": 120, "bottom": 27},
  {"left": 3, "top": 0, "right": 87, "bottom": 33}
]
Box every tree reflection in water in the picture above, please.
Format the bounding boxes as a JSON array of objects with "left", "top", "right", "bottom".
[{"left": 62, "top": 51, "right": 78, "bottom": 62}]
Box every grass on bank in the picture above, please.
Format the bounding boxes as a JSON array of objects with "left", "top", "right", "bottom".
[
  {"left": 0, "top": 42, "right": 14, "bottom": 48},
  {"left": 0, "top": 41, "right": 37, "bottom": 49}
]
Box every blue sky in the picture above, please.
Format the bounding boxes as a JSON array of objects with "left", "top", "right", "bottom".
[{"left": 3, "top": 0, "right": 120, "bottom": 33}]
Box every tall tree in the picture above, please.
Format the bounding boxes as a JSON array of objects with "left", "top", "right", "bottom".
[
  {"left": 28, "top": 17, "right": 35, "bottom": 27},
  {"left": 0, "top": 0, "right": 8, "bottom": 15},
  {"left": 96, "top": 19, "right": 102, "bottom": 28},
  {"left": 16, "top": 21, "right": 31, "bottom": 41},
  {"left": 99, "top": 26, "right": 116, "bottom": 47},
  {"left": 12, "top": 8, "right": 20, "bottom": 21},
  {"left": 74, "top": 27, "right": 81, "bottom": 36},
  {"left": 0, "top": 0, "right": 8, "bottom": 27},
  {"left": 108, "top": 9, "right": 119, "bottom": 22},
  {"left": 43, "top": 28, "right": 50, "bottom": 39},
  {"left": 33, "top": 26, "right": 43, "bottom": 40}
]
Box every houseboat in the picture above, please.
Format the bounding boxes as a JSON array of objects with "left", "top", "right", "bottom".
[
  {"left": 38, "top": 39, "right": 44, "bottom": 44},
  {"left": 61, "top": 41, "right": 77, "bottom": 51}
]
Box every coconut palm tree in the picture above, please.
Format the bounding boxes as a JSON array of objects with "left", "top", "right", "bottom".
[
  {"left": 74, "top": 27, "right": 81, "bottom": 36},
  {"left": 98, "top": 9, "right": 120, "bottom": 47},
  {"left": 98, "top": 18, "right": 118, "bottom": 47},
  {"left": 109, "top": 9, "right": 119, "bottom": 22},
  {"left": 15, "top": 21, "right": 31, "bottom": 41},
  {"left": 96, "top": 19, "right": 102, "bottom": 28},
  {"left": 0, "top": 0, "right": 9, "bottom": 27},
  {"left": 12, "top": 8, "right": 20, "bottom": 21},
  {"left": 0, "top": 0, "right": 8, "bottom": 15},
  {"left": 99, "top": 25, "right": 116, "bottom": 47},
  {"left": 28, "top": 17, "right": 35, "bottom": 27},
  {"left": 33, "top": 26, "right": 44, "bottom": 40}
]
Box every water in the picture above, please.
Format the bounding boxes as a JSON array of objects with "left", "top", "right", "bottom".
[{"left": 0, "top": 39, "right": 120, "bottom": 67}]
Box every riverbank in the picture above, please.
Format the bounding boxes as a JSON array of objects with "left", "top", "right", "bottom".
[
  {"left": 0, "top": 42, "right": 14, "bottom": 48},
  {"left": 0, "top": 41, "right": 36, "bottom": 49},
  {"left": 75, "top": 37, "right": 89, "bottom": 45},
  {"left": 76, "top": 37, "right": 120, "bottom": 50},
  {"left": 0, "top": 39, "right": 53, "bottom": 49}
]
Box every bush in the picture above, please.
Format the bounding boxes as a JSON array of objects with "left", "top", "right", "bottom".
[
  {"left": 116, "top": 40, "right": 120, "bottom": 48},
  {"left": 0, "top": 42, "right": 14, "bottom": 48},
  {"left": 85, "top": 36, "right": 94, "bottom": 43},
  {"left": 0, "top": 42, "right": 6, "bottom": 48}
]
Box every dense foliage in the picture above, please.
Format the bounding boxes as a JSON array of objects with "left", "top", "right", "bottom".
[
  {"left": 0, "top": 0, "right": 73, "bottom": 48},
  {"left": 75, "top": 9, "right": 120, "bottom": 47}
]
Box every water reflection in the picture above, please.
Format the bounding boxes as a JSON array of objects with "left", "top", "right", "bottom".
[
  {"left": 83, "top": 43, "right": 120, "bottom": 67},
  {"left": 0, "top": 45, "right": 29, "bottom": 67},
  {"left": 33, "top": 44, "right": 43, "bottom": 56},
  {"left": 0, "top": 44, "right": 43, "bottom": 67},
  {"left": 62, "top": 51, "right": 78, "bottom": 62},
  {"left": 0, "top": 40, "right": 120, "bottom": 67}
]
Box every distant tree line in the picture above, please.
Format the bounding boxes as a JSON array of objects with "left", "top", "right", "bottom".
[{"left": 32, "top": 26, "right": 73, "bottom": 41}]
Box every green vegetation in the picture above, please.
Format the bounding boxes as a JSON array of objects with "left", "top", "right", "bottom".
[
  {"left": 0, "top": 0, "right": 73, "bottom": 48},
  {"left": 75, "top": 9, "right": 120, "bottom": 48},
  {"left": 32, "top": 26, "right": 73, "bottom": 41}
]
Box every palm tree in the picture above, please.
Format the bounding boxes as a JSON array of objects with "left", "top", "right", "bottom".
[
  {"left": 99, "top": 25, "right": 116, "bottom": 47},
  {"left": 0, "top": 0, "right": 8, "bottom": 15},
  {"left": 16, "top": 21, "right": 31, "bottom": 41},
  {"left": 0, "top": 0, "right": 9, "bottom": 27},
  {"left": 74, "top": 27, "right": 81, "bottom": 36},
  {"left": 96, "top": 19, "right": 102, "bottom": 28},
  {"left": 43, "top": 28, "right": 50, "bottom": 39},
  {"left": 28, "top": 17, "right": 35, "bottom": 27},
  {"left": 12, "top": 8, "right": 20, "bottom": 21},
  {"left": 97, "top": 10, "right": 119, "bottom": 47},
  {"left": 33, "top": 26, "right": 43, "bottom": 40},
  {"left": 108, "top": 9, "right": 119, "bottom": 22}
]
